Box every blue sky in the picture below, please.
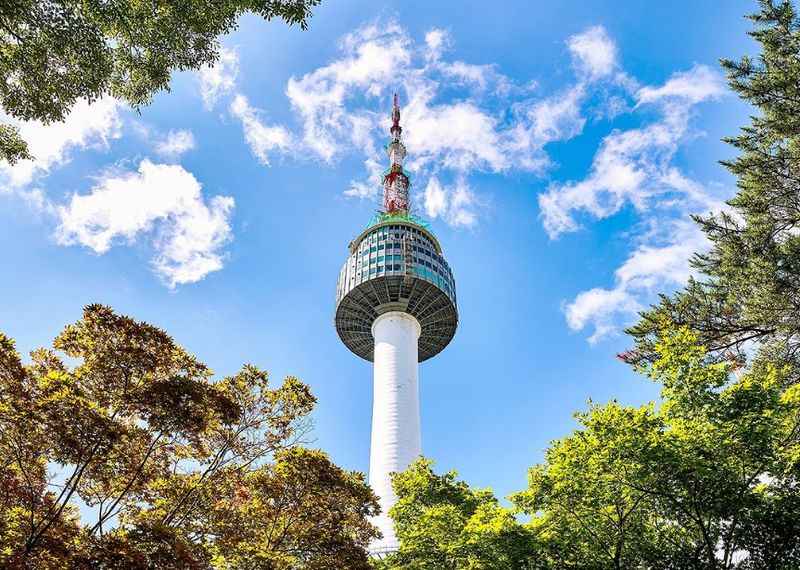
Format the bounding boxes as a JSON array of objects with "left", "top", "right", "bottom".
[{"left": 1, "top": 1, "right": 756, "bottom": 501}]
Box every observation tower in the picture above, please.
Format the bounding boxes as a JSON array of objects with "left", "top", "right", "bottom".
[{"left": 334, "top": 95, "right": 459, "bottom": 552}]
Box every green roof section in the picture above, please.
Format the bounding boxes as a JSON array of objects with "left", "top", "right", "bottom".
[{"left": 366, "top": 210, "right": 429, "bottom": 231}]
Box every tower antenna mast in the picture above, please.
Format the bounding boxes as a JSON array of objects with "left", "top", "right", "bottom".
[{"left": 382, "top": 93, "right": 410, "bottom": 214}]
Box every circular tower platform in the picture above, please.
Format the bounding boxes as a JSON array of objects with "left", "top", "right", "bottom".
[{"left": 335, "top": 214, "right": 458, "bottom": 362}]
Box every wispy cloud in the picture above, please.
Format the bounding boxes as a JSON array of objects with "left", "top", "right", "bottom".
[
  {"left": 1, "top": 19, "right": 728, "bottom": 303},
  {"left": 549, "top": 64, "right": 728, "bottom": 342},
  {"left": 286, "top": 23, "right": 410, "bottom": 163},
  {"left": 198, "top": 47, "right": 240, "bottom": 110},
  {"left": 229, "top": 95, "right": 293, "bottom": 166},
  {"left": 567, "top": 26, "right": 618, "bottom": 79},
  {"left": 281, "top": 22, "right": 592, "bottom": 180},
  {"left": 565, "top": 287, "right": 642, "bottom": 345},
  {"left": 423, "top": 176, "right": 479, "bottom": 228},
  {"left": 539, "top": 64, "right": 725, "bottom": 239},
  {"left": 636, "top": 64, "right": 725, "bottom": 105},
  {"left": 154, "top": 129, "right": 196, "bottom": 158},
  {"left": 269, "top": 23, "right": 721, "bottom": 341},
  {"left": 564, "top": 220, "right": 709, "bottom": 343},
  {"left": 1, "top": 97, "right": 235, "bottom": 288}
]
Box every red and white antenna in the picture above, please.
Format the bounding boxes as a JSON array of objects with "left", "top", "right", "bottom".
[{"left": 383, "top": 93, "right": 410, "bottom": 213}]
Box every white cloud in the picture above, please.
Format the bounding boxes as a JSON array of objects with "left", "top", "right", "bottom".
[
  {"left": 424, "top": 28, "right": 450, "bottom": 61},
  {"left": 0, "top": 18, "right": 732, "bottom": 311},
  {"left": 637, "top": 64, "right": 725, "bottom": 105},
  {"left": 529, "top": 86, "right": 587, "bottom": 142},
  {"left": 424, "top": 177, "right": 448, "bottom": 219},
  {"left": 220, "top": 20, "right": 541, "bottom": 220},
  {"left": 506, "top": 85, "right": 587, "bottom": 171},
  {"left": 567, "top": 26, "right": 618, "bottom": 79},
  {"left": 198, "top": 47, "right": 239, "bottom": 110},
  {"left": 0, "top": 98, "right": 122, "bottom": 190},
  {"left": 598, "top": 94, "right": 630, "bottom": 120},
  {"left": 344, "top": 179, "right": 377, "bottom": 200},
  {"left": 187, "top": 21, "right": 727, "bottom": 338},
  {"left": 565, "top": 287, "right": 641, "bottom": 344},
  {"left": 440, "top": 61, "right": 496, "bottom": 90},
  {"left": 423, "top": 176, "right": 478, "bottom": 228},
  {"left": 189, "top": 21, "right": 635, "bottom": 235},
  {"left": 18, "top": 187, "right": 54, "bottom": 215},
  {"left": 229, "top": 95, "right": 293, "bottom": 166},
  {"left": 564, "top": 221, "right": 708, "bottom": 343},
  {"left": 538, "top": 125, "right": 653, "bottom": 237},
  {"left": 56, "top": 160, "right": 234, "bottom": 287},
  {"left": 403, "top": 83, "right": 509, "bottom": 173},
  {"left": 154, "top": 129, "right": 196, "bottom": 158},
  {"left": 281, "top": 20, "right": 579, "bottom": 227},
  {"left": 616, "top": 237, "right": 698, "bottom": 289},
  {"left": 344, "top": 156, "right": 383, "bottom": 199},
  {"left": 539, "top": 64, "right": 725, "bottom": 239},
  {"left": 449, "top": 181, "right": 478, "bottom": 227}
]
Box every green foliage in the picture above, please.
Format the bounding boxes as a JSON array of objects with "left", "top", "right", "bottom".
[
  {"left": 382, "top": 329, "right": 799, "bottom": 569},
  {"left": 0, "top": 0, "right": 322, "bottom": 163},
  {"left": 624, "top": 0, "right": 800, "bottom": 380},
  {"left": 376, "top": 458, "right": 538, "bottom": 570},
  {"left": 0, "top": 124, "right": 31, "bottom": 164},
  {"left": 205, "top": 447, "right": 379, "bottom": 570},
  {"left": 0, "top": 305, "right": 378, "bottom": 568},
  {"left": 511, "top": 328, "right": 800, "bottom": 569},
  {"left": 513, "top": 403, "right": 677, "bottom": 569}
]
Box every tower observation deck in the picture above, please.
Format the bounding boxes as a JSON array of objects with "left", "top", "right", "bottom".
[{"left": 334, "top": 95, "right": 459, "bottom": 552}]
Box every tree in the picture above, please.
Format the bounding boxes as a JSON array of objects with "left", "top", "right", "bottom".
[
  {"left": 0, "top": 0, "right": 322, "bottom": 164},
  {"left": 512, "top": 403, "right": 685, "bottom": 569},
  {"left": 198, "top": 447, "right": 379, "bottom": 570},
  {"left": 0, "top": 305, "right": 378, "bottom": 568},
  {"left": 624, "top": 0, "right": 800, "bottom": 381},
  {"left": 376, "top": 458, "right": 539, "bottom": 570},
  {"left": 513, "top": 327, "right": 800, "bottom": 569}
]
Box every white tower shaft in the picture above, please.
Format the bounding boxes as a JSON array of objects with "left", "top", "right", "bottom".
[{"left": 369, "top": 311, "right": 422, "bottom": 551}]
